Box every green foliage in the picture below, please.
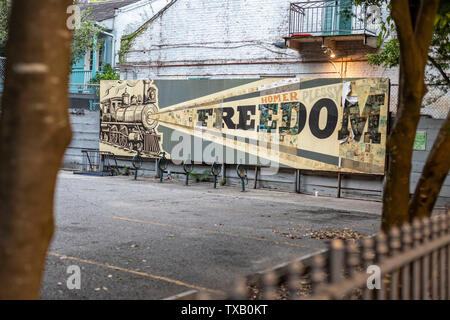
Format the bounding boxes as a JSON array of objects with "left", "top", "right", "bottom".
[
  {"left": 118, "top": 28, "right": 147, "bottom": 64},
  {"left": 89, "top": 63, "right": 119, "bottom": 94},
  {"left": 0, "top": 0, "right": 11, "bottom": 56},
  {"left": 219, "top": 178, "right": 226, "bottom": 186},
  {"left": 0, "top": 1, "right": 104, "bottom": 63},
  {"left": 89, "top": 64, "right": 119, "bottom": 83},
  {"left": 118, "top": 35, "right": 134, "bottom": 64},
  {"left": 427, "top": 3, "right": 450, "bottom": 86},
  {"left": 357, "top": 0, "right": 449, "bottom": 86},
  {"left": 367, "top": 39, "right": 399, "bottom": 68},
  {"left": 189, "top": 170, "right": 210, "bottom": 183},
  {"left": 122, "top": 166, "right": 130, "bottom": 176},
  {"left": 71, "top": 8, "right": 104, "bottom": 64}
]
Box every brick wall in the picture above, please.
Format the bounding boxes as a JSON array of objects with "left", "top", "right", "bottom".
[{"left": 120, "top": 0, "right": 398, "bottom": 81}]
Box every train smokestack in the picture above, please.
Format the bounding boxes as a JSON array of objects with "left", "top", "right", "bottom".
[{"left": 143, "top": 80, "right": 151, "bottom": 103}]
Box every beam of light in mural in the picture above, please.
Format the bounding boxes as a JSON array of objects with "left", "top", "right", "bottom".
[{"left": 99, "top": 78, "right": 389, "bottom": 175}]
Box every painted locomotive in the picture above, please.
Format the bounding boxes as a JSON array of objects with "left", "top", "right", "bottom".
[{"left": 100, "top": 80, "right": 161, "bottom": 156}]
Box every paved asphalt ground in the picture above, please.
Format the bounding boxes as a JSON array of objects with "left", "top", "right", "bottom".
[{"left": 40, "top": 171, "right": 383, "bottom": 299}]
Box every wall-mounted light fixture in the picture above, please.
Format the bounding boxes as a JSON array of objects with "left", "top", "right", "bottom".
[{"left": 322, "top": 45, "right": 336, "bottom": 59}]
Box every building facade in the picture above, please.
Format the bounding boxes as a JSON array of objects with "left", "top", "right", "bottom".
[
  {"left": 64, "top": 0, "right": 449, "bottom": 205},
  {"left": 119, "top": 0, "right": 397, "bottom": 82}
]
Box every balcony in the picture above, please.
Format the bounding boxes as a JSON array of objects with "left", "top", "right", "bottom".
[
  {"left": 70, "top": 70, "right": 96, "bottom": 94},
  {"left": 286, "top": 1, "right": 379, "bottom": 59}
]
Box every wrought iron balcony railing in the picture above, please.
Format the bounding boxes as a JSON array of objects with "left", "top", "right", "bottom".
[{"left": 289, "top": 1, "right": 377, "bottom": 37}]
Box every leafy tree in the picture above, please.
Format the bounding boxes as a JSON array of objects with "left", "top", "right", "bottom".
[
  {"left": 366, "top": 1, "right": 449, "bottom": 86},
  {"left": 89, "top": 63, "right": 119, "bottom": 84},
  {"left": 0, "top": 0, "right": 11, "bottom": 56},
  {"left": 71, "top": 7, "right": 104, "bottom": 64},
  {"left": 355, "top": 0, "right": 448, "bottom": 230},
  {"left": 0, "top": 0, "right": 104, "bottom": 64},
  {"left": 89, "top": 63, "right": 120, "bottom": 94}
]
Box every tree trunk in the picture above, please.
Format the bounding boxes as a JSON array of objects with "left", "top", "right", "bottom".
[
  {"left": 0, "top": 0, "right": 73, "bottom": 299},
  {"left": 381, "top": 0, "right": 440, "bottom": 231},
  {"left": 409, "top": 111, "right": 450, "bottom": 220}
]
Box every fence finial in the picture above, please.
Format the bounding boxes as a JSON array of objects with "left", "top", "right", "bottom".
[
  {"left": 311, "top": 254, "right": 327, "bottom": 295},
  {"left": 346, "top": 241, "right": 360, "bottom": 277},
  {"left": 400, "top": 222, "right": 412, "bottom": 299},
  {"left": 330, "top": 239, "right": 345, "bottom": 284},
  {"left": 389, "top": 227, "right": 401, "bottom": 253},
  {"left": 388, "top": 227, "right": 401, "bottom": 300},
  {"left": 231, "top": 276, "right": 249, "bottom": 300},
  {"left": 412, "top": 218, "right": 422, "bottom": 247},
  {"left": 375, "top": 232, "right": 388, "bottom": 299},
  {"left": 420, "top": 217, "right": 432, "bottom": 300},
  {"left": 362, "top": 237, "right": 375, "bottom": 300},
  {"left": 439, "top": 213, "right": 447, "bottom": 235},
  {"left": 446, "top": 209, "right": 450, "bottom": 233},
  {"left": 412, "top": 218, "right": 422, "bottom": 299},
  {"left": 422, "top": 217, "right": 431, "bottom": 241},
  {"left": 262, "top": 270, "right": 278, "bottom": 300},
  {"left": 287, "top": 260, "right": 303, "bottom": 300},
  {"left": 431, "top": 215, "right": 440, "bottom": 239},
  {"left": 401, "top": 222, "right": 413, "bottom": 250},
  {"left": 196, "top": 291, "right": 211, "bottom": 300}
]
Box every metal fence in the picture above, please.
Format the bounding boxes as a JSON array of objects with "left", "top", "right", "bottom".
[
  {"left": 189, "top": 210, "right": 450, "bottom": 300},
  {"left": 390, "top": 84, "right": 449, "bottom": 119},
  {"left": 75, "top": 149, "right": 119, "bottom": 176},
  {"left": 0, "top": 56, "right": 5, "bottom": 84}
]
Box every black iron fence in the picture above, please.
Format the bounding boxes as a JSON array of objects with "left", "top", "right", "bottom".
[
  {"left": 289, "top": 1, "right": 377, "bottom": 37},
  {"left": 188, "top": 210, "right": 450, "bottom": 300}
]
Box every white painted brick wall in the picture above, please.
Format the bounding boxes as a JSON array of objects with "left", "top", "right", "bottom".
[
  {"left": 99, "top": 0, "right": 172, "bottom": 66},
  {"left": 119, "top": 0, "right": 398, "bottom": 82}
]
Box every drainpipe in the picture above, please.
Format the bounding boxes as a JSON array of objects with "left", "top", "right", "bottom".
[
  {"left": 101, "top": 30, "right": 116, "bottom": 69},
  {"left": 111, "top": 8, "right": 118, "bottom": 69},
  {"left": 91, "top": 37, "right": 97, "bottom": 78}
]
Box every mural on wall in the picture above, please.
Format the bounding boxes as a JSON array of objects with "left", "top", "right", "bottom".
[
  {"left": 100, "top": 78, "right": 389, "bottom": 175},
  {"left": 100, "top": 80, "right": 162, "bottom": 157}
]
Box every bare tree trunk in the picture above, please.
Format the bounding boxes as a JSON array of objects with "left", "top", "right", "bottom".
[
  {"left": 0, "top": 0, "right": 73, "bottom": 299},
  {"left": 409, "top": 111, "right": 450, "bottom": 220},
  {"left": 381, "top": 0, "right": 440, "bottom": 231}
]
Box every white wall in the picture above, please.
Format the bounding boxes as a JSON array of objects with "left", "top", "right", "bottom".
[
  {"left": 99, "top": 0, "right": 173, "bottom": 67},
  {"left": 120, "top": 0, "right": 398, "bottom": 82}
]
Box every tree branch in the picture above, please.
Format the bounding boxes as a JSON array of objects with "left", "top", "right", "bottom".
[
  {"left": 390, "top": 0, "right": 420, "bottom": 71},
  {"left": 415, "top": 0, "right": 441, "bottom": 61},
  {"left": 409, "top": 110, "right": 450, "bottom": 220},
  {"left": 428, "top": 55, "right": 450, "bottom": 86}
]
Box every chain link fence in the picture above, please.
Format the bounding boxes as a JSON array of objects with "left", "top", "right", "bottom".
[
  {"left": 0, "top": 56, "right": 5, "bottom": 84},
  {"left": 390, "top": 84, "right": 449, "bottom": 119}
]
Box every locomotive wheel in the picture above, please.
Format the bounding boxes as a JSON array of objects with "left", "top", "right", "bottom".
[
  {"left": 119, "top": 126, "right": 128, "bottom": 148},
  {"left": 110, "top": 125, "right": 119, "bottom": 145},
  {"left": 136, "top": 142, "right": 143, "bottom": 152}
]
